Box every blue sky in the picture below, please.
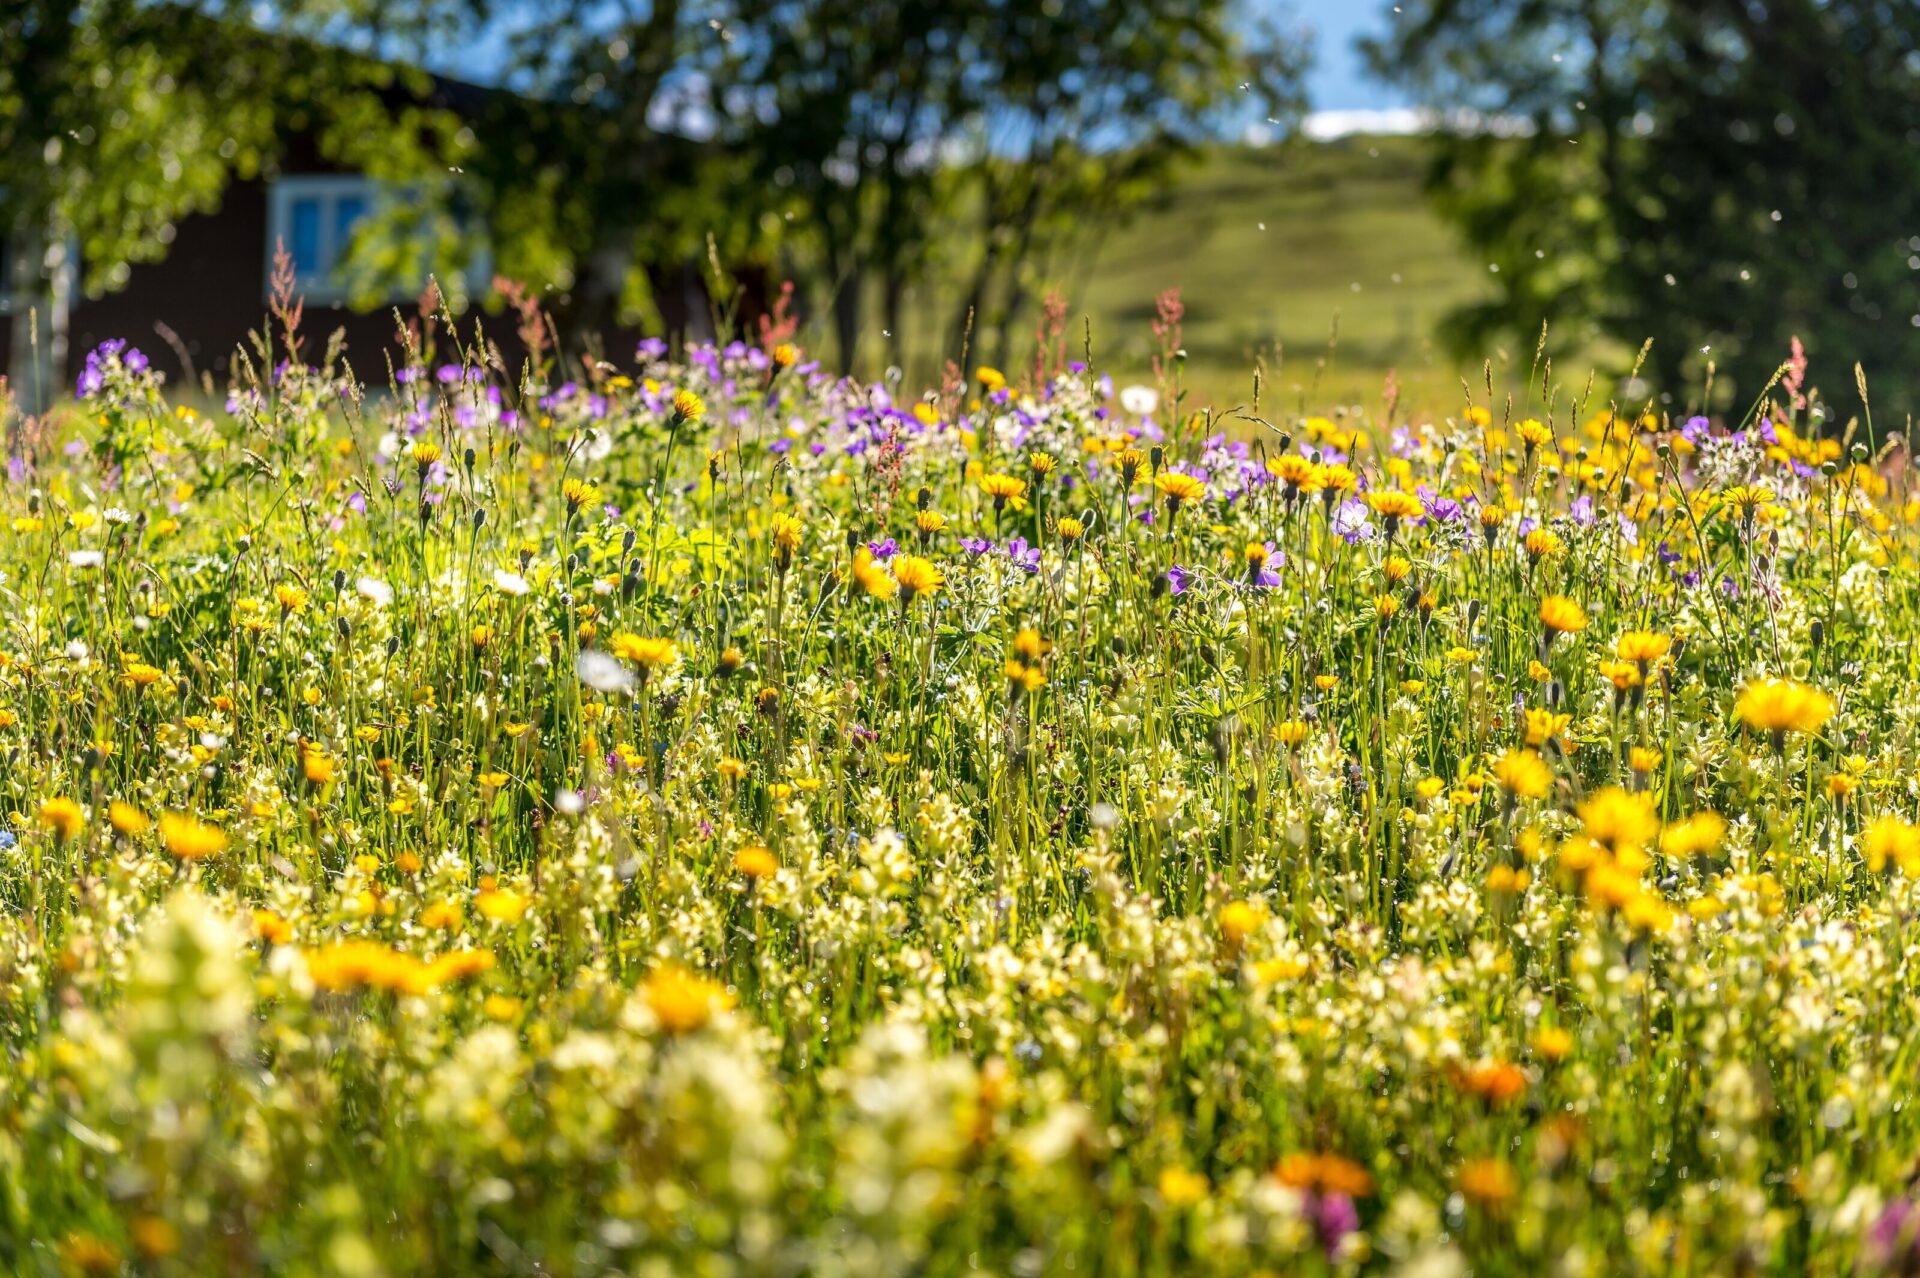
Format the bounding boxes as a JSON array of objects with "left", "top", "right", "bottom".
[{"left": 1292, "top": 0, "right": 1407, "bottom": 112}]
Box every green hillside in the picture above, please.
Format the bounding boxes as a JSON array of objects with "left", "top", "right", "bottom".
[
  {"left": 871, "top": 134, "right": 1504, "bottom": 416},
  {"left": 1074, "top": 136, "right": 1495, "bottom": 412}
]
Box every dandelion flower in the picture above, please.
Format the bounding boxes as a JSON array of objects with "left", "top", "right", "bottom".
[
  {"left": 643, "top": 964, "right": 733, "bottom": 1034},
  {"left": 1735, "top": 677, "right": 1834, "bottom": 740},
  {"left": 158, "top": 812, "right": 228, "bottom": 860},
  {"left": 1539, "top": 595, "right": 1589, "bottom": 636},
  {"left": 38, "top": 797, "right": 84, "bottom": 842}
]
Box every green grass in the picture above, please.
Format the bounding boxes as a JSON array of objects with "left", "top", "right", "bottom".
[{"left": 1073, "top": 136, "right": 1495, "bottom": 410}]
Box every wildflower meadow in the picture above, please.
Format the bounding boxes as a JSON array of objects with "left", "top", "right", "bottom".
[{"left": 3, "top": 307, "right": 1920, "bottom": 1277}]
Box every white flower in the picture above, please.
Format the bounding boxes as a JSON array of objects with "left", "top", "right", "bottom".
[
  {"left": 357, "top": 576, "right": 394, "bottom": 607},
  {"left": 575, "top": 649, "right": 632, "bottom": 693},
  {"left": 103, "top": 507, "right": 133, "bottom": 525},
  {"left": 1119, "top": 385, "right": 1159, "bottom": 417},
  {"left": 67, "top": 550, "right": 104, "bottom": 569},
  {"left": 492, "top": 569, "right": 531, "bottom": 597}
]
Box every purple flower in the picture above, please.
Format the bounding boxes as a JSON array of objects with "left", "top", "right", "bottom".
[
  {"left": 866, "top": 537, "right": 900, "bottom": 561},
  {"left": 1330, "top": 499, "right": 1374, "bottom": 545},
  {"left": 1004, "top": 538, "right": 1041, "bottom": 573},
  {"left": 1863, "top": 1196, "right": 1920, "bottom": 1273},
  {"left": 1308, "top": 1192, "right": 1360, "bottom": 1260},
  {"left": 1167, "top": 565, "right": 1192, "bottom": 595},
  {"left": 1246, "top": 543, "right": 1285, "bottom": 589},
  {"left": 1570, "top": 494, "right": 1596, "bottom": 526},
  {"left": 960, "top": 536, "right": 995, "bottom": 557}
]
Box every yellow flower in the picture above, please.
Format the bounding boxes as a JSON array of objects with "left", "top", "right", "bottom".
[
  {"left": 1597, "top": 659, "right": 1641, "bottom": 692},
  {"left": 1218, "top": 899, "right": 1265, "bottom": 945},
  {"left": 1515, "top": 418, "right": 1553, "bottom": 451},
  {"left": 892, "top": 555, "right": 944, "bottom": 602},
  {"left": 158, "top": 813, "right": 228, "bottom": 860},
  {"left": 1492, "top": 750, "right": 1552, "bottom": 800},
  {"left": 1524, "top": 528, "right": 1564, "bottom": 559},
  {"left": 770, "top": 512, "right": 805, "bottom": 559},
  {"left": 1055, "top": 516, "right": 1084, "bottom": 541},
  {"left": 1530, "top": 1026, "right": 1574, "bottom": 1063},
  {"left": 1660, "top": 811, "right": 1727, "bottom": 858},
  {"left": 1267, "top": 454, "right": 1323, "bottom": 494},
  {"left": 1864, "top": 815, "right": 1920, "bottom": 874},
  {"left": 409, "top": 440, "right": 442, "bottom": 468},
  {"left": 302, "top": 746, "right": 336, "bottom": 786},
  {"left": 1577, "top": 787, "right": 1659, "bottom": 853},
  {"left": 980, "top": 473, "right": 1029, "bottom": 506},
  {"left": 474, "top": 888, "right": 530, "bottom": 923},
  {"left": 1538, "top": 595, "right": 1589, "bottom": 635},
  {"left": 1455, "top": 1158, "right": 1518, "bottom": 1210},
  {"left": 1153, "top": 471, "right": 1207, "bottom": 509},
  {"left": 643, "top": 964, "right": 733, "bottom": 1033},
  {"left": 1735, "top": 677, "right": 1834, "bottom": 738},
  {"left": 1615, "top": 630, "right": 1672, "bottom": 666},
  {"left": 1156, "top": 1167, "right": 1209, "bottom": 1209},
  {"left": 108, "top": 801, "right": 150, "bottom": 837},
  {"left": 852, "top": 548, "right": 897, "bottom": 601},
  {"left": 974, "top": 365, "right": 1007, "bottom": 393},
  {"left": 1719, "top": 484, "right": 1774, "bottom": 517},
  {"left": 672, "top": 388, "right": 706, "bottom": 421},
  {"left": 1366, "top": 489, "right": 1422, "bottom": 522},
  {"left": 609, "top": 633, "right": 678, "bottom": 672},
  {"left": 38, "top": 797, "right": 84, "bottom": 842},
  {"left": 735, "top": 845, "right": 779, "bottom": 878},
  {"left": 562, "top": 477, "right": 601, "bottom": 512},
  {"left": 275, "top": 583, "right": 309, "bottom": 613}
]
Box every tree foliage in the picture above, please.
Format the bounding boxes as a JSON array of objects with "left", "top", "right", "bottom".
[{"left": 1369, "top": 0, "right": 1920, "bottom": 419}]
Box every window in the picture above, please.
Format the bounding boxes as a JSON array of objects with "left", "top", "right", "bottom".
[
  {"left": 266, "top": 175, "right": 385, "bottom": 305},
  {"left": 265, "top": 174, "right": 491, "bottom": 307}
]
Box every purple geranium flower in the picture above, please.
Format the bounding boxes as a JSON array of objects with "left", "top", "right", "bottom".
[
  {"left": 960, "top": 536, "right": 994, "bottom": 557},
  {"left": 1004, "top": 537, "right": 1040, "bottom": 573}
]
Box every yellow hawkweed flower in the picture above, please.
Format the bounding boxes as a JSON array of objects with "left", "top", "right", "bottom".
[
  {"left": 892, "top": 554, "right": 944, "bottom": 602},
  {"left": 1492, "top": 750, "right": 1552, "bottom": 800},
  {"left": 643, "top": 964, "right": 733, "bottom": 1033},
  {"left": 108, "top": 801, "right": 150, "bottom": 837},
  {"left": 672, "top": 388, "right": 706, "bottom": 421},
  {"left": 980, "top": 473, "right": 1029, "bottom": 508},
  {"left": 735, "top": 845, "right": 779, "bottom": 878},
  {"left": 609, "top": 633, "right": 678, "bottom": 671},
  {"left": 1615, "top": 630, "right": 1672, "bottom": 667},
  {"left": 1539, "top": 595, "right": 1589, "bottom": 636},
  {"left": 562, "top": 478, "right": 601, "bottom": 512},
  {"left": 1154, "top": 471, "right": 1207, "bottom": 511},
  {"left": 158, "top": 813, "right": 228, "bottom": 860},
  {"left": 1735, "top": 677, "right": 1834, "bottom": 739},
  {"left": 39, "top": 797, "right": 84, "bottom": 842}
]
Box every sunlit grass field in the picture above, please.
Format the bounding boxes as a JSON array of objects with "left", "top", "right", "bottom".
[
  {"left": 3, "top": 317, "right": 1919, "bottom": 1276},
  {"left": 870, "top": 136, "right": 1505, "bottom": 413}
]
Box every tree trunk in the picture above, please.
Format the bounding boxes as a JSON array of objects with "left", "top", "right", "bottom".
[
  {"left": 7, "top": 219, "right": 72, "bottom": 419},
  {"left": 832, "top": 259, "right": 864, "bottom": 376}
]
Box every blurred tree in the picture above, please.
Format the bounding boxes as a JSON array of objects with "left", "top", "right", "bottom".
[
  {"left": 1369, "top": 0, "right": 1920, "bottom": 419},
  {"left": 0, "top": 0, "right": 467, "bottom": 414},
  {"left": 718, "top": 0, "right": 1306, "bottom": 372},
  {"left": 940, "top": 0, "right": 1307, "bottom": 369}
]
